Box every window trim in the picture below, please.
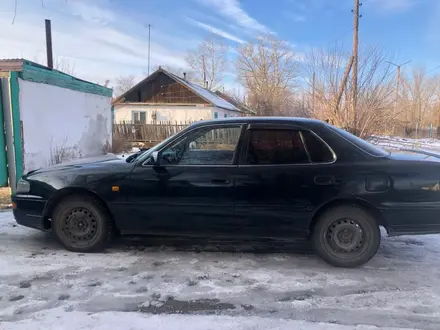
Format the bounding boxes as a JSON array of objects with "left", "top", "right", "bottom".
[
  {"left": 238, "top": 127, "right": 337, "bottom": 167},
  {"left": 301, "top": 130, "right": 337, "bottom": 164},
  {"left": 141, "top": 123, "right": 245, "bottom": 167},
  {"left": 299, "top": 131, "right": 312, "bottom": 163},
  {"left": 132, "top": 110, "right": 147, "bottom": 124}
]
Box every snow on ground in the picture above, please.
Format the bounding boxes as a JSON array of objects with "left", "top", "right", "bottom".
[
  {"left": 370, "top": 136, "right": 440, "bottom": 153},
  {"left": 1, "top": 211, "right": 440, "bottom": 329},
  {"left": 116, "top": 147, "right": 141, "bottom": 160}
]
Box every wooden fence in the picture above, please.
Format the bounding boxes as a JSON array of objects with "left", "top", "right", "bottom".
[{"left": 113, "top": 122, "right": 192, "bottom": 145}]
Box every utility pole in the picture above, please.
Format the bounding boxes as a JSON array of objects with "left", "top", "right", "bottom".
[
  {"left": 386, "top": 60, "right": 411, "bottom": 128},
  {"left": 312, "top": 72, "right": 316, "bottom": 110},
  {"left": 147, "top": 24, "right": 151, "bottom": 75},
  {"left": 202, "top": 55, "right": 207, "bottom": 88},
  {"left": 351, "top": 0, "right": 361, "bottom": 135}
]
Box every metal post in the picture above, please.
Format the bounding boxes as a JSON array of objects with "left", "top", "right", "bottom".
[
  {"left": 0, "top": 77, "right": 17, "bottom": 194},
  {"left": 45, "top": 19, "right": 53, "bottom": 69}
]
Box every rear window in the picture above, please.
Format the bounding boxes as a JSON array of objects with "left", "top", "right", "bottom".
[
  {"left": 246, "top": 129, "right": 309, "bottom": 165},
  {"left": 329, "top": 125, "right": 389, "bottom": 157},
  {"left": 301, "top": 131, "right": 335, "bottom": 162}
]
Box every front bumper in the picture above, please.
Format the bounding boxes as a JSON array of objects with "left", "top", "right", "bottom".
[{"left": 12, "top": 196, "right": 48, "bottom": 231}]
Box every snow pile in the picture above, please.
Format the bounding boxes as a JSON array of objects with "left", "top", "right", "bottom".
[
  {"left": 1, "top": 309, "right": 415, "bottom": 330},
  {"left": 370, "top": 135, "right": 440, "bottom": 153}
]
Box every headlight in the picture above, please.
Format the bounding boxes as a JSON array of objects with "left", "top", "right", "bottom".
[{"left": 17, "top": 179, "right": 30, "bottom": 194}]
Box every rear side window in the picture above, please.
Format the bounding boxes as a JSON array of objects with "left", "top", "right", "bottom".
[
  {"left": 245, "top": 130, "right": 309, "bottom": 165},
  {"left": 301, "top": 131, "right": 335, "bottom": 163}
]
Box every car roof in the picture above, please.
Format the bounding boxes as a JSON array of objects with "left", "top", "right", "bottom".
[{"left": 190, "top": 116, "right": 326, "bottom": 128}]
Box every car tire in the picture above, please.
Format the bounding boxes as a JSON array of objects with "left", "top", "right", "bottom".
[
  {"left": 312, "top": 205, "right": 380, "bottom": 268},
  {"left": 52, "top": 195, "right": 112, "bottom": 252}
]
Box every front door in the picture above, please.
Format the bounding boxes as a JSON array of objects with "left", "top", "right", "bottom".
[
  {"left": 123, "top": 124, "right": 244, "bottom": 236},
  {"left": 234, "top": 125, "right": 339, "bottom": 238}
]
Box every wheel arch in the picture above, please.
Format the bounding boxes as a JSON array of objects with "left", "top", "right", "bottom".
[
  {"left": 43, "top": 187, "right": 116, "bottom": 231},
  {"left": 309, "top": 198, "right": 388, "bottom": 235}
]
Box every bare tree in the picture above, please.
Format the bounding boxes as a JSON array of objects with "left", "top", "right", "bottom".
[
  {"left": 185, "top": 34, "right": 228, "bottom": 90},
  {"left": 54, "top": 57, "right": 76, "bottom": 75},
  {"left": 400, "top": 68, "right": 438, "bottom": 127},
  {"left": 303, "top": 44, "right": 395, "bottom": 138},
  {"left": 32, "top": 55, "right": 76, "bottom": 75},
  {"left": 236, "top": 34, "right": 297, "bottom": 116},
  {"left": 114, "top": 75, "right": 136, "bottom": 97},
  {"left": 48, "top": 137, "right": 82, "bottom": 166}
]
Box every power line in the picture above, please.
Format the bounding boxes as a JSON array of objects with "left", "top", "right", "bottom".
[{"left": 427, "top": 65, "right": 440, "bottom": 74}]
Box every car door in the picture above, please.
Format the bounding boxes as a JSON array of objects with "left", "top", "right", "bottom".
[
  {"left": 122, "top": 123, "right": 244, "bottom": 236},
  {"left": 234, "top": 123, "right": 340, "bottom": 238}
]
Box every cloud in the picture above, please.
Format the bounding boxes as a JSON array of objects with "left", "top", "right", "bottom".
[
  {"left": 187, "top": 18, "right": 245, "bottom": 43},
  {"left": 370, "top": 0, "right": 415, "bottom": 12},
  {"left": 0, "top": 0, "right": 199, "bottom": 86},
  {"left": 195, "top": 0, "right": 271, "bottom": 34},
  {"left": 68, "top": 1, "right": 116, "bottom": 25}
]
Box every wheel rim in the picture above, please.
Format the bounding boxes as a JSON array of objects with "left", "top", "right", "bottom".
[
  {"left": 61, "top": 207, "right": 99, "bottom": 245},
  {"left": 326, "top": 218, "right": 367, "bottom": 257}
]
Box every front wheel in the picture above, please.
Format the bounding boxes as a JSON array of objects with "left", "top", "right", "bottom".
[
  {"left": 312, "top": 205, "right": 380, "bottom": 268},
  {"left": 52, "top": 195, "right": 112, "bottom": 252}
]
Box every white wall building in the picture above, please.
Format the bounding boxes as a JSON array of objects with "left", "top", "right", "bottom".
[
  {"left": 0, "top": 59, "right": 112, "bottom": 185},
  {"left": 112, "top": 68, "right": 246, "bottom": 124}
]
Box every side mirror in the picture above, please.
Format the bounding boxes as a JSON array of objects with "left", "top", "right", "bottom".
[{"left": 151, "top": 151, "right": 160, "bottom": 165}]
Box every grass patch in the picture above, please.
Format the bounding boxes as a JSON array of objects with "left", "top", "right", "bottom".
[{"left": 0, "top": 187, "right": 11, "bottom": 209}]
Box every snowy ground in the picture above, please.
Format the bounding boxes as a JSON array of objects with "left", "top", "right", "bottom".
[
  {"left": 1, "top": 211, "right": 440, "bottom": 329},
  {"left": 370, "top": 136, "right": 440, "bottom": 153},
  {"left": 3, "top": 136, "right": 440, "bottom": 329}
]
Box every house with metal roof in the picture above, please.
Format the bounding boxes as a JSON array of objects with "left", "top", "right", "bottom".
[{"left": 112, "top": 67, "right": 248, "bottom": 124}]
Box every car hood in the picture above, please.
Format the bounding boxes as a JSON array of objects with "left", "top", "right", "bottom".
[{"left": 24, "top": 154, "right": 131, "bottom": 177}]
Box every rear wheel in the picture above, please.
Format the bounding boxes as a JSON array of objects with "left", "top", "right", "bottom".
[
  {"left": 312, "top": 205, "right": 380, "bottom": 268},
  {"left": 52, "top": 195, "right": 112, "bottom": 252}
]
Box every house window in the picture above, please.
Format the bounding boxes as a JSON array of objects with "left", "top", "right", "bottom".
[
  {"left": 132, "top": 111, "right": 147, "bottom": 124},
  {"left": 214, "top": 112, "right": 218, "bottom": 119},
  {"left": 224, "top": 114, "right": 227, "bottom": 118}
]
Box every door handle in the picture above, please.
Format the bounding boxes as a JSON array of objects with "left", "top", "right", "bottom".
[
  {"left": 314, "top": 176, "right": 335, "bottom": 186},
  {"left": 211, "top": 179, "right": 230, "bottom": 184}
]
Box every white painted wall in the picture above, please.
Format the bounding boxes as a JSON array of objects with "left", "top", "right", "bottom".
[
  {"left": 114, "top": 104, "right": 241, "bottom": 124},
  {"left": 18, "top": 79, "right": 112, "bottom": 172},
  {"left": 211, "top": 107, "right": 240, "bottom": 119}
]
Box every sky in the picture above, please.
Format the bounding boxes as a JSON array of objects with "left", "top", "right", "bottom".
[{"left": 0, "top": 0, "right": 439, "bottom": 91}]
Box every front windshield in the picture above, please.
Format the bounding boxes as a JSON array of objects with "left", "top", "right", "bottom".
[{"left": 328, "top": 125, "right": 390, "bottom": 157}]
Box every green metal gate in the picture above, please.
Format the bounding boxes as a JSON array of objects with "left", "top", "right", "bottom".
[{"left": 0, "top": 79, "right": 8, "bottom": 187}]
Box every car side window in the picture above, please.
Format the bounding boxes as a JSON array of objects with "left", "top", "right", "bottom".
[
  {"left": 301, "top": 131, "right": 335, "bottom": 163},
  {"left": 161, "top": 126, "right": 242, "bottom": 165},
  {"left": 245, "top": 129, "right": 309, "bottom": 165}
]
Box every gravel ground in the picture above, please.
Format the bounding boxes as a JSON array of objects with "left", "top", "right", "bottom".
[{"left": 1, "top": 210, "right": 440, "bottom": 329}]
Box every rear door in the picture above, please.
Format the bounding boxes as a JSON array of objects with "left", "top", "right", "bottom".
[{"left": 234, "top": 123, "right": 340, "bottom": 238}]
